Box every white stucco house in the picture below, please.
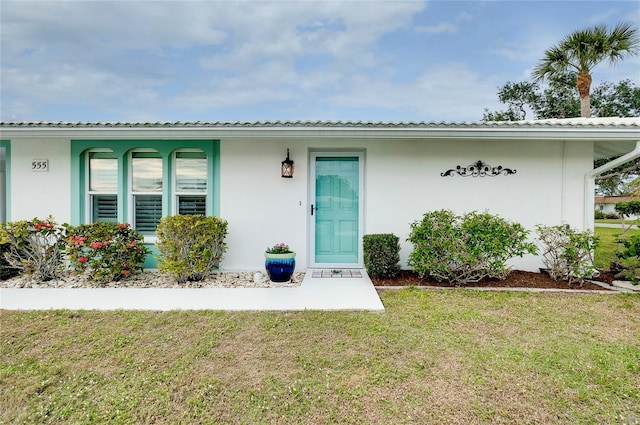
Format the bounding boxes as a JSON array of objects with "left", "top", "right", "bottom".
[
  {"left": 1, "top": 117, "right": 639, "bottom": 273},
  {"left": 595, "top": 195, "right": 638, "bottom": 218}
]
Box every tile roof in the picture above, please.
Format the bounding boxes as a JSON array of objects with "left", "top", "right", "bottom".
[
  {"left": 1, "top": 117, "right": 639, "bottom": 128},
  {"left": 595, "top": 196, "right": 638, "bottom": 203}
]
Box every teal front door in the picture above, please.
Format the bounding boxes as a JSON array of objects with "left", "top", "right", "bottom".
[{"left": 312, "top": 154, "right": 362, "bottom": 266}]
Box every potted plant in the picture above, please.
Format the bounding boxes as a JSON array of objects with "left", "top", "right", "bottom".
[{"left": 265, "top": 242, "right": 296, "bottom": 283}]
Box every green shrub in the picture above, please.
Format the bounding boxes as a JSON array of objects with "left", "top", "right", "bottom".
[
  {"left": 614, "top": 200, "right": 640, "bottom": 218},
  {"left": 611, "top": 234, "right": 640, "bottom": 283},
  {"left": 0, "top": 216, "right": 67, "bottom": 281},
  {"left": 536, "top": 225, "right": 599, "bottom": 284},
  {"left": 363, "top": 234, "right": 401, "bottom": 278},
  {"left": 594, "top": 210, "right": 606, "bottom": 220},
  {"left": 65, "top": 222, "right": 149, "bottom": 284},
  {"left": 407, "top": 210, "right": 537, "bottom": 284},
  {"left": 156, "top": 215, "right": 228, "bottom": 283},
  {"left": 605, "top": 212, "right": 620, "bottom": 220}
]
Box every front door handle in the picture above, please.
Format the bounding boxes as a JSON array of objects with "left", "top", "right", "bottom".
[{"left": 310, "top": 204, "right": 315, "bottom": 216}]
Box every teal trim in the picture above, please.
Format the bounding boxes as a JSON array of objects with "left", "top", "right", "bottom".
[
  {"left": 119, "top": 154, "right": 128, "bottom": 225},
  {"left": 0, "top": 140, "right": 10, "bottom": 222},
  {"left": 71, "top": 139, "right": 221, "bottom": 225},
  {"left": 143, "top": 243, "right": 159, "bottom": 268},
  {"left": 163, "top": 154, "right": 172, "bottom": 217}
]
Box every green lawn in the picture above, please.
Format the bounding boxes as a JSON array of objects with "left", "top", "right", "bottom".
[
  {"left": 2, "top": 291, "right": 639, "bottom": 424},
  {"left": 594, "top": 226, "right": 640, "bottom": 269},
  {"left": 595, "top": 218, "right": 625, "bottom": 225}
]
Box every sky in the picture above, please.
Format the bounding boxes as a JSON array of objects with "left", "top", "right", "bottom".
[{"left": 1, "top": 0, "right": 639, "bottom": 123}]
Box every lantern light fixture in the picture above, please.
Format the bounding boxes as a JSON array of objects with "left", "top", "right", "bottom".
[{"left": 281, "top": 149, "right": 294, "bottom": 178}]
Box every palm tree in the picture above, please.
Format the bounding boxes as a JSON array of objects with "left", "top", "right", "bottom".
[{"left": 532, "top": 22, "right": 639, "bottom": 118}]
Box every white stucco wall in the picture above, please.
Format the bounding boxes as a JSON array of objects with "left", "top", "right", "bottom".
[
  {"left": 5, "top": 135, "right": 594, "bottom": 273},
  {"left": 220, "top": 140, "right": 310, "bottom": 271},
  {"left": 8, "top": 139, "right": 71, "bottom": 223},
  {"left": 219, "top": 138, "right": 594, "bottom": 272},
  {"left": 363, "top": 139, "right": 592, "bottom": 271}
]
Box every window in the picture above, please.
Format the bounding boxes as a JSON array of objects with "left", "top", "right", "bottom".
[
  {"left": 175, "top": 151, "right": 207, "bottom": 215},
  {"left": 131, "top": 151, "right": 163, "bottom": 234},
  {"left": 88, "top": 152, "right": 118, "bottom": 223},
  {"left": 74, "top": 140, "right": 218, "bottom": 237}
]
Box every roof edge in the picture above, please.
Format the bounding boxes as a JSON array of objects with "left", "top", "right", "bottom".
[{"left": 1, "top": 117, "right": 639, "bottom": 129}]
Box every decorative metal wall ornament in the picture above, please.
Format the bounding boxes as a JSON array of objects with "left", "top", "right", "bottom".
[{"left": 441, "top": 160, "right": 516, "bottom": 177}]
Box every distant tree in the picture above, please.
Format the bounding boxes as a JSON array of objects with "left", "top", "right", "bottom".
[
  {"left": 594, "top": 155, "right": 640, "bottom": 196},
  {"left": 483, "top": 76, "right": 640, "bottom": 196},
  {"left": 591, "top": 79, "right": 640, "bottom": 117},
  {"left": 531, "top": 22, "right": 639, "bottom": 117},
  {"left": 482, "top": 81, "right": 540, "bottom": 121},
  {"left": 534, "top": 72, "right": 581, "bottom": 119},
  {"left": 483, "top": 76, "right": 639, "bottom": 121},
  {"left": 595, "top": 173, "right": 634, "bottom": 196}
]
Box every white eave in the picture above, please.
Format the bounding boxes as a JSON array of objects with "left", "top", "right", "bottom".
[{"left": 1, "top": 117, "right": 639, "bottom": 159}]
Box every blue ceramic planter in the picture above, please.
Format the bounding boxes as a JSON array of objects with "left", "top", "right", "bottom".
[{"left": 265, "top": 252, "right": 296, "bottom": 283}]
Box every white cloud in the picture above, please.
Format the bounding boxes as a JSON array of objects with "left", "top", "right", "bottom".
[
  {"left": 1, "top": 0, "right": 637, "bottom": 122},
  {"left": 415, "top": 23, "right": 458, "bottom": 34},
  {"left": 1, "top": 0, "right": 427, "bottom": 120},
  {"left": 328, "top": 62, "right": 501, "bottom": 121}
]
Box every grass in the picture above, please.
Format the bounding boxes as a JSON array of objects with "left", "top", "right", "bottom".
[
  {"left": 2, "top": 291, "right": 639, "bottom": 424},
  {"left": 594, "top": 226, "right": 640, "bottom": 269},
  {"left": 595, "top": 218, "right": 625, "bottom": 225}
]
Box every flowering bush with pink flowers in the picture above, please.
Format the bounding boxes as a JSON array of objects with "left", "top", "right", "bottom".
[{"left": 66, "top": 222, "right": 149, "bottom": 284}]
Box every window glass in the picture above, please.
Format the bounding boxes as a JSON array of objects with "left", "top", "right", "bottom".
[
  {"left": 132, "top": 153, "right": 162, "bottom": 192},
  {"left": 176, "top": 152, "right": 207, "bottom": 192},
  {"left": 178, "top": 195, "right": 206, "bottom": 215},
  {"left": 88, "top": 152, "right": 117, "bottom": 223},
  {"left": 175, "top": 151, "right": 207, "bottom": 216},
  {"left": 92, "top": 195, "right": 118, "bottom": 223},
  {"left": 131, "top": 152, "right": 162, "bottom": 234},
  {"left": 134, "top": 195, "right": 162, "bottom": 234},
  {"left": 89, "top": 154, "right": 117, "bottom": 192}
]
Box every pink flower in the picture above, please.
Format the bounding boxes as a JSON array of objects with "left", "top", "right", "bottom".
[
  {"left": 90, "top": 241, "right": 102, "bottom": 249},
  {"left": 118, "top": 223, "right": 129, "bottom": 229},
  {"left": 129, "top": 241, "right": 137, "bottom": 248},
  {"left": 78, "top": 256, "right": 88, "bottom": 263},
  {"left": 121, "top": 269, "right": 130, "bottom": 276}
]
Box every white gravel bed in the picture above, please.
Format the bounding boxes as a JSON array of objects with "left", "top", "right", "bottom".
[{"left": 0, "top": 270, "right": 304, "bottom": 289}]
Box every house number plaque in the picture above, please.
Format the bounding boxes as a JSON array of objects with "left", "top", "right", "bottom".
[{"left": 31, "top": 159, "right": 49, "bottom": 172}]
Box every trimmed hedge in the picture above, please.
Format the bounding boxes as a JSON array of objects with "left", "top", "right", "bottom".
[
  {"left": 363, "top": 234, "right": 401, "bottom": 278},
  {"left": 156, "top": 215, "right": 228, "bottom": 284}
]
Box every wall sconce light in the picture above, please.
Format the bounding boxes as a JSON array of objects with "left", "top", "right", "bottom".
[{"left": 281, "top": 149, "right": 294, "bottom": 178}]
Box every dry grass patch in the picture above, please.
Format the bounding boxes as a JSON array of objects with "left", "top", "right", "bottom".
[{"left": 1, "top": 290, "right": 639, "bottom": 424}]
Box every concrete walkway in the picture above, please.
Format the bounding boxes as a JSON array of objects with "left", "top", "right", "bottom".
[
  {"left": 594, "top": 223, "right": 638, "bottom": 229},
  {"left": 0, "top": 270, "right": 385, "bottom": 312}
]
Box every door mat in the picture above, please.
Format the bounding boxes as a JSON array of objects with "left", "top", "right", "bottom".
[{"left": 311, "top": 269, "right": 363, "bottom": 278}]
